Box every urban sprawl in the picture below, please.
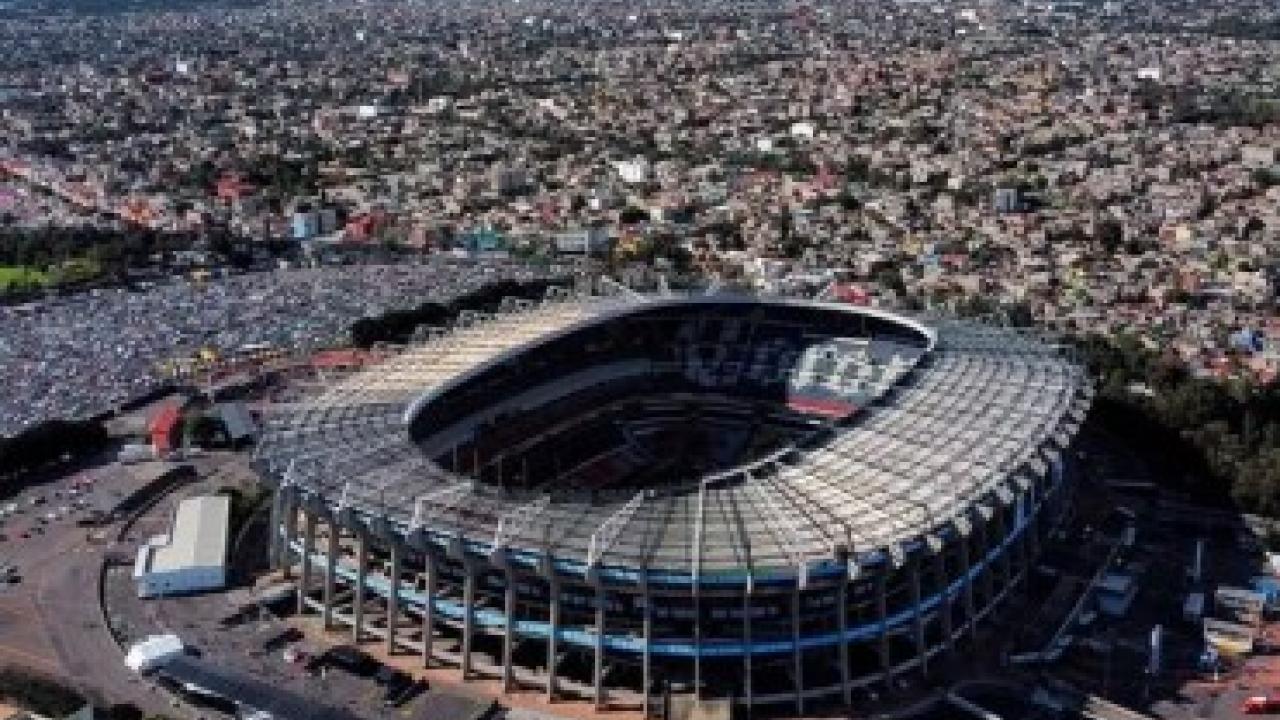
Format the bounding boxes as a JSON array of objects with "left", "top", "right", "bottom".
[{"left": 1, "top": 0, "right": 1279, "bottom": 437}]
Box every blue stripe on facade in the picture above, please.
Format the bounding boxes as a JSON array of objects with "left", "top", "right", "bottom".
[{"left": 293, "top": 476, "right": 1047, "bottom": 659}]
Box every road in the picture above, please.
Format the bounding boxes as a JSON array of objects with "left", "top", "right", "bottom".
[
  {"left": 0, "top": 506, "right": 172, "bottom": 712},
  {"left": 40, "top": 536, "right": 174, "bottom": 712},
  {"left": 0, "top": 459, "right": 216, "bottom": 714}
]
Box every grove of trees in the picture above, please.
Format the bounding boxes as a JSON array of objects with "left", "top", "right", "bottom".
[
  {"left": 1076, "top": 332, "right": 1280, "bottom": 516},
  {"left": 0, "top": 666, "right": 86, "bottom": 717},
  {"left": 0, "top": 419, "right": 109, "bottom": 481},
  {"left": 0, "top": 224, "right": 260, "bottom": 299}
]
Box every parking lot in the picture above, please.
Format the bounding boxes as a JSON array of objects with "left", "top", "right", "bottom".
[
  {"left": 0, "top": 261, "right": 556, "bottom": 437},
  {"left": 988, "top": 430, "right": 1280, "bottom": 720},
  {"left": 104, "top": 576, "right": 498, "bottom": 719}
]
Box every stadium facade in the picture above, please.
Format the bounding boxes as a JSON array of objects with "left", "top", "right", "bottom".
[{"left": 254, "top": 289, "right": 1092, "bottom": 714}]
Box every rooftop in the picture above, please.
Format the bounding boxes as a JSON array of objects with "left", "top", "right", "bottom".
[{"left": 147, "top": 495, "right": 230, "bottom": 574}]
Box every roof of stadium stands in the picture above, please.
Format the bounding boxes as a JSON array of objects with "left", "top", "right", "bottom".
[{"left": 254, "top": 291, "right": 1092, "bottom": 583}]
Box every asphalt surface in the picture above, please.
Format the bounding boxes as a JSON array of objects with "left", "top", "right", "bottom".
[{"left": 0, "top": 454, "right": 227, "bottom": 714}]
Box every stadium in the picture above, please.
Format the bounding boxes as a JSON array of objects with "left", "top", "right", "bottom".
[{"left": 253, "top": 287, "right": 1093, "bottom": 715}]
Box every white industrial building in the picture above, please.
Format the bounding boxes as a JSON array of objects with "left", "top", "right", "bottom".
[{"left": 134, "top": 495, "right": 230, "bottom": 598}]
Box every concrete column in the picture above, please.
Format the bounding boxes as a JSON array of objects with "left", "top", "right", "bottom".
[
  {"left": 838, "top": 579, "right": 851, "bottom": 707},
  {"left": 503, "top": 570, "right": 517, "bottom": 693},
  {"left": 995, "top": 510, "right": 1012, "bottom": 590},
  {"left": 462, "top": 564, "right": 476, "bottom": 678},
  {"left": 280, "top": 492, "right": 298, "bottom": 579},
  {"left": 959, "top": 538, "right": 976, "bottom": 641},
  {"left": 976, "top": 520, "right": 993, "bottom": 608},
  {"left": 387, "top": 543, "right": 401, "bottom": 656},
  {"left": 910, "top": 557, "right": 926, "bottom": 677},
  {"left": 643, "top": 589, "right": 653, "bottom": 719},
  {"left": 693, "top": 591, "right": 702, "bottom": 702},
  {"left": 423, "top": 555, "right": 436, "bottom": 668},
  {"left": 1016, "top": 515, "right": 1031, "bottom": 586},
  {"left": 742, "top": 590, "right": 753, "bottom": 714},
  {"left": 935, "top": 551, "right": 953, "bottom": 651},
  {"left": 594, "top": 585, "right": 606, "bottom": 709},
  {"left": 353, "top": 533, "right": 368, "bottom": 643},
  {"left": 269, "top": 489, "right": 285, "bottom": 570},
  {"left": 323, "top": 520, "right": 338, "bottom": 629},
  {"left": 792, "top": 586, "right": 804, "bottom": 716},
  {"left": 297, "top": 511, "right": 315, "bottom": 616},
  {"left": 1027, "top": 512, "right": 1041, "bottom": 561},
  {"left": 876, "top": 571, "right": 891, "bottom": 687},
  {"left": 547, "top": 580, "right": 560, "bottom": 701}
]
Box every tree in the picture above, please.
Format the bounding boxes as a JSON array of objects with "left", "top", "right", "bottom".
[
  {"left": 1095, "top": 219, "right": 1123, "bottom": 254},
  {"left": 619, "top": 206, "right": 649, "bottom": 225},
  {"left": 183, "top": 413, "right": 224, "bottom": 448},
  {"left": 1252, "top": 169, "right": 1280, "bottom": 188},
  {"left": 0, "top": 666, "right": 84, "bottom": 716},
  {"left": 1075, "top": 332, "right": 1280, "bottom": 515},
  {"left": 0, "top": 420, "right": 108, "bottom": 479},
  {"left": 875, "top": 265, "right": 906, "bottom": 295}
]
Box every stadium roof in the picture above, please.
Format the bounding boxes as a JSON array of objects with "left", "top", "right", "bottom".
[{"left": 255, "top": 292, "right": 1091, "bottom": 583}]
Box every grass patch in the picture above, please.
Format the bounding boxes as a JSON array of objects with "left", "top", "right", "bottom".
[
  {"left": 0, "top": 265, "right": 47, "bottom": 290},
  {"left": 47, "top": 256, "right": 100, "bottom": 285}
]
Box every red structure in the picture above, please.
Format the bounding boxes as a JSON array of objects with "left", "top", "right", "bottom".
[
  {"left": 344, "top": 210, "right": 389, "bottom": 243},
  {"left": 215, "top": 173, "right": 255, "bottom": 202},
  {"left": 787, "top": 395, "right": 857, "bottom": 419},
  {"left": 148, "top": 404, "right": 182, "bottom": 455},
  {"left": 310, "top": 349, "right": 380, "bottom": 371},
  {"left": 1242, "top": 696, "right": 1280, "bottom": 714},
  {"left": 831, "top": 283, "right": 871, "bottom": 305}
]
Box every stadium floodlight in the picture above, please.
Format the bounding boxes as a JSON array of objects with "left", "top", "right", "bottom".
[
  {"left": 586, "top": 490, "right": 649, "bottom": 569},
  {"left": 409, "top": 484, "right": 472, "bottom": 532},
  {"left": 492, "top": 495, "right": 551, "bottom": 555},
  {"left": 597, "top": 275, "right": 644, "bottom": 302}
]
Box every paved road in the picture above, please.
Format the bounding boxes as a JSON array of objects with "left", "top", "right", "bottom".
[
  {"left": 38, "top": 536, "right": 173, "bottom": 713},
  {"left": 0, "top": 493, "right": 98, "bottom": 676},
  {"left": 0, "top": 509, "right": 172, "bottom": 712},
  {"left": 0, "top": 458, "right": 221, "bottom": 714}
]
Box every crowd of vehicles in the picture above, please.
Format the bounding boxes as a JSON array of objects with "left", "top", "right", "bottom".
[{"left": 0, "top": 469, "right": 108, "bottom": 573}]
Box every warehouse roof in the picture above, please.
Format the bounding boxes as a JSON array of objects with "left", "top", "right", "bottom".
[
  {"left": 216, "top": 402, "right": 258, "bottom": 442},
  {"left": 150, "top": 495, "right": 230, "bottom": 573}
]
